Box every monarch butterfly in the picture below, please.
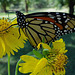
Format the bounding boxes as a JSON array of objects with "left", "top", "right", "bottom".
[{"left": 16, "top": 11, "right": 75, "bottom": 47}]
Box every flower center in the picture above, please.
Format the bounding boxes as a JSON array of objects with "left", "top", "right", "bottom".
[
  {"left": 53, "top": 54, "right": 68, "bottom": 71},
  {"left": 0, "top": 18, "right": 11, "bottom": 35},
  {"left": 47, "top": 51, "right": 68, "bottom": 73}
]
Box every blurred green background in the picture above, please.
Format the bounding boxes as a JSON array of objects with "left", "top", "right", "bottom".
[{"left": 0, "top": 0, "right": 75, "bottom": 75}]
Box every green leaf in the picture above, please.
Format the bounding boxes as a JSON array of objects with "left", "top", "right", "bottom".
[
  {"left": 33, "top": 49, "right": 43, "bottom": 58},
  {"left": 27, "top": 51, "right": 34, "bottom": 55}
]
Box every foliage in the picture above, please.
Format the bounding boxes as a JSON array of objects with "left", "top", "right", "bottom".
[
  {"left": 28, "top": 0, "right": 49, "bottom": 9},
  {"left": 0, "top": 0, "right": 21, "bottom": 6},
  {"left": 0, "top": 0, "right": 21, "bottom": 12},
  {"left": 48, "top": 0, "right": 67, "bottom": 8},
  {"left": 34, "top": 0, "right": 49, "bottom": 8}
]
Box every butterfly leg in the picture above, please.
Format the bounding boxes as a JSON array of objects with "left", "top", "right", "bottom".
[
  {"left": 18, "top": 28, "right": 21, "bottom": 39},
  {"left": 0, "top": 24, "right": 17, "bottom": 32}
]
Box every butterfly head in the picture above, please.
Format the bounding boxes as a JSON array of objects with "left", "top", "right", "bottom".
[{"left": 16, "top": 11, "right": 26, "bottom": 28}]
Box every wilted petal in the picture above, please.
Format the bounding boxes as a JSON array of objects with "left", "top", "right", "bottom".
[{"left": 37, "top": 43, "right": 51, "bottom": 50}]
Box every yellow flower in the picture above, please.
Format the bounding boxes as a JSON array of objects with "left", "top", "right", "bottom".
[
  {"left": 19, "top": 55, "right": 39, "bottom": 73},
  {"left": 52, "top": 39, "right": 68, "bottom": 54},
  {"left": 19, "top": 54, "right": 68, "bottom": 75},
  {"left": 19, "top": 55, "right": 49, "bottom": 75},
  {"left": 0, "top": 18, "right": 27, "bottom": 58},
  {"left": 38, "top": 39, "right": 68, "bottom": 54},
  {"left": 19, "top": 39, "right": 68, "bottom": 75},
  {"left": 52, "top": 38, "right": 65, "bottom": 50}
]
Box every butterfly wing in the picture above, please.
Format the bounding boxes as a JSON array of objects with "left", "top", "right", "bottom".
[
  {"left": 24, "top": 17, "right": 56, "bottom": 47},
  {"left": 16, "top": 11, "right": 75, "bottom": 47}
]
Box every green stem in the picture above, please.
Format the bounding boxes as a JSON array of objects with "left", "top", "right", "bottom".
[
  {"left": 8, "top": 55, "right": 10, "bottom": 75},
  {"left": 15, "top": 59, "right": 22, "bottom": 75}
]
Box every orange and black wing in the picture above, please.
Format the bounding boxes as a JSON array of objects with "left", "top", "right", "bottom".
[{"left": 16, "top": 11, "right": 75, "bottom": 47}]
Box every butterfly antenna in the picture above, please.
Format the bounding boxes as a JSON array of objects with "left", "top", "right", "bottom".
[{"left": 0, "top": 24, "right": 17, "bottom": 32}]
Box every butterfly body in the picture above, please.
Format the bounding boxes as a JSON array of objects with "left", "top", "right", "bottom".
[{"left": 16, "top": 11, "right": 75, "bottom": 47}]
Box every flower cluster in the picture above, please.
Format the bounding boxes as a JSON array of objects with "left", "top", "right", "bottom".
[{"left": 19, "top": 39, "right": 68, "bottom": 75}]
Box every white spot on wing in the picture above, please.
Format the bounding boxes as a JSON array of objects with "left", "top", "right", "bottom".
[
  {"left": 50, "top": 22, "right": 54, "bottom": 24},
  {"left": 20, "top": 17, "right": 22, "bottom": 19},
  {"left": 26, "top": 23, "right": 28, "bottom": 25},
  {"left": 57, "top": 18, "right": 61, "bottom": 20},
  {"left": 65, "top": 25, "right": 68, "bottom": 28},
  {"left": 37, "top": 18, "right": 42, "bottom": 20},
  {"left": 56, "top": 12, "right": 59, "bottom": 14},
  {"left": 23, "top": 24, "right": 25, "bottom": 25},
  {"left": 45, "top": 21, "right": 48, "bottom": 23},
  {"left": 63, "top": 16, "right": 66, "bottom": 18},
  {"left": 56, "top": 15, "right": 60, "bottom": 17},
  {"left": 58, "top": 21, "right": 62, "bottom": 24},
  {"left": 63, "top": 13, "right": 66, "bottom": 15}
]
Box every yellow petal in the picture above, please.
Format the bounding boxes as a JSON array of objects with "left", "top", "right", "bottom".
[
  {"left": 55, "top": 38, "right": 63, "bottom": 42},
  {"left": 20, "top": 55, "right": 39, "bottom": 62},
  {"left": 45, "top": 66, "right": 53, "bottom": 75},
  {"left": 5, "top": 44, "right": 15, "bottom": 56},
  {"left": 52, "top": 39, "right": 65, "bottom": 50},
  {"left": 0, "top": 37, "right": 5, "bottom": 58},
  {"left": 11, "top": 18, "right": 17, "bottom": 25},
  {"left": 19, "top": 55, "right": 39, "bottom": 73},
  {"left": 1, "top": 27, "right": 27, "bottom": 56},
  {"left": 30, "top": 66, "right": 53, "bottom": 75},
  {"left": 37, "top": 43, "right": 51, "bottom": 50},
  {"left": 4, "top": 28, "right": 26, "bottom": 51},
  {"left": 31, "top": 58, "right": 48, "bottom": 75},
  {"left": 35, "top": 66, "right": 53, "bottom": 75},
  {"left": 0, "top": 17, "right": 27, "bottom": 57},
  {"left": 59, "top": 49, "right": 68, "bottom": 54}
]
